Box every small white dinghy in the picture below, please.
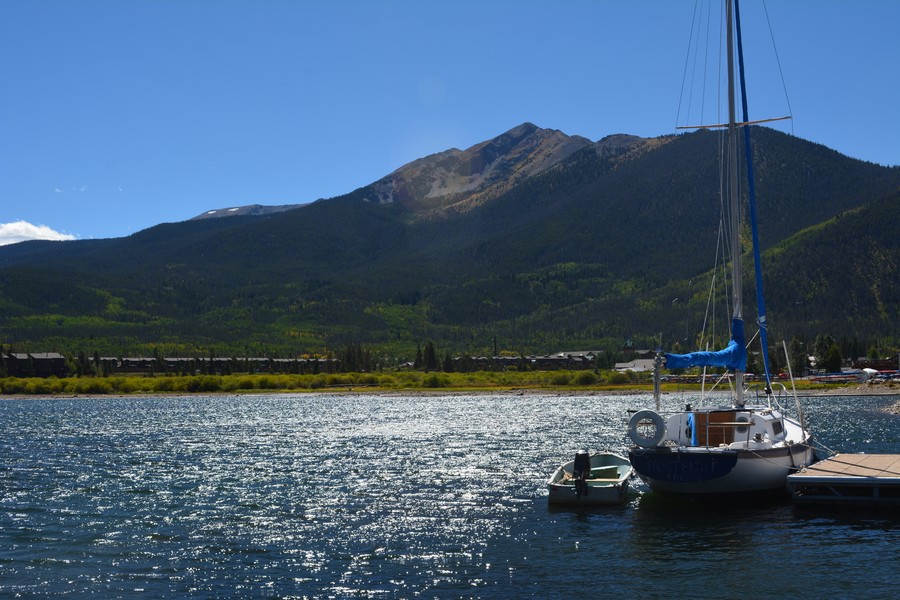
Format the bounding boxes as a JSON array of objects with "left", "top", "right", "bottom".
[{"left": 547, "top": 451, "right": 634, "bottom": 506}]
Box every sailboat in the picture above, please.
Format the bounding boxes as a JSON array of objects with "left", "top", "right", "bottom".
[{"left": 626, "top": 0, "right": 815, "bottom": 495}]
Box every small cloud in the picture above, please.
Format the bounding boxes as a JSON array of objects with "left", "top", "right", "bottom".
[
  {"left": 0, "top": 221, "right": 77, "bottom": 246},
  {"left": 54, "top": 187, "right": 65, "bottom": 193}
]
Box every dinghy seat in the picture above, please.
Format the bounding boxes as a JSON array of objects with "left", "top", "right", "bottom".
[{"left": 589, "top": 466, "right": 619, "bottom": 479}]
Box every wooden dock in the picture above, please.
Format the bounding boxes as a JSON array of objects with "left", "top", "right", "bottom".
[{"left": 787, "top": 453, "right": 900, "bottom": 506}]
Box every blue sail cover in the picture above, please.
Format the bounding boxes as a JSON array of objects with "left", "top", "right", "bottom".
[{"left": 665, "top": 318, "right": 747, "bottom": 371}]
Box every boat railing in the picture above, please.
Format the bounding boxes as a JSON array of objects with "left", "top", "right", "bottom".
[
  {"left": 746, "top": 380, "right": 810, "bottom": 442},
  {"left": 746, "top": 382, "right": 790, "bottom": 417}
]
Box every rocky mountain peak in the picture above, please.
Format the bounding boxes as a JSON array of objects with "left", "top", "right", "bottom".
[
  {"left": 360, "top": 123, "right": 593, "bottom": 215},
  {"left": 189, "top": 125, "right": 642, "bottom": 222}
]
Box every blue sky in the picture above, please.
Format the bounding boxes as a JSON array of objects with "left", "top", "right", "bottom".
[{"left": 2, "top": 0, "right": 898, "bottom": 245}]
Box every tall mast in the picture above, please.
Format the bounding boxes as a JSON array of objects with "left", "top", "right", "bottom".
[
  {"left": 663, "top": 0, "right": 762, "bottom": 394},
  {"left": 735, "top": 0, "right": 774, "bottom": 394},
  {"left": 726, "top": 0, "right": 745, "bottom": 407}
]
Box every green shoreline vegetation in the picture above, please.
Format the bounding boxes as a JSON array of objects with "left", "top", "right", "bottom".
[{"left": 3, "top": 370, "right": 894, "bottom": 397}]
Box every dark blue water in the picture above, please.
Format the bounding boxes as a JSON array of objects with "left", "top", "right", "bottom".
[{"left": 1, "top": 393, "right": 898, "bottom": 598}]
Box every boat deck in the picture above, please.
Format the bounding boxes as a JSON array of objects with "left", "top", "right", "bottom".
[{"left": 787, "top": 453, "right": 900, "bottom": 506}]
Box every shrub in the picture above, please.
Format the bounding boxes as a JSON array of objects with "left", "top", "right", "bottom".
[
  {"left": 575, "top": 371, "right": 597, "bottom": 385},
  {"left": 607, "top": 371, "right": 630, "bottom": 384},
  {"left": 154, "top": 378, "right": 175, "bottom": 392},
  {"left": 269, "top": 375, "right": 292, "bottom": 390},
  {"left": 550, "top": 373, "right": 571, "bottom": 386},
  {"left": 396, "top": 372, "right": 422, "bottom": 386},
  {"left": 184, "top": 376, "right": 220, "bottom": 393},
  {"left": 423, "top": 373, "right": 448, "bottom": 388},
  {"left": 112, "top": 378, "right": 137, "bottom": 394},
  {"left": 326, "top": 375, "right": 352, "bottom": 386},
  {"left": 1, "top": 378, "right": 27, "bottom": 395},
  {"left": 25, "top": 379, "right": 52, "bottom": 395},
  {"left": 72, "top": 378, "right": 112, "bottom": 394},
  {"left": 199, "top": 376, "right": 221, "bottom": 392}
]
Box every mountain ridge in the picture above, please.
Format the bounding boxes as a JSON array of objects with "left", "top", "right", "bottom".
[
  {"left": 1, "top": 123, "right": 898, "bottom": 358},
  {"left": 186, "top": 123, "right": 601, "bottom": 222}
]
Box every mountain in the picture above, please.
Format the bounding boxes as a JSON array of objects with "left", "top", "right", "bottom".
[
  {"left": 186, "top": 123, "right": 592, "bottom": 222},
  {"left": 188, "top": 123, "right": 597, "bottom": 221},
  {"left": 1, "top": 123, "right": 898, "bottom": 360}
]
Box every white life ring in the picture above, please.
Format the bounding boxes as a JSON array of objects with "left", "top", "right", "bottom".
[{"left": 628, "top": 409, "right": 666, "bottom": 448}]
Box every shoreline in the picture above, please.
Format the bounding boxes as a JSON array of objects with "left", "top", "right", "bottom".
[{"left": 2, "top": 382, "right": 899, "bottom": 401}]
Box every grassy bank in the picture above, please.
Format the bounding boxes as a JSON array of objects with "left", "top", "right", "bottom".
[
  {"left": 2, "top": 370, "right": 888, "bottom": 396},
  {"left": 0, "top": 370, "right": 615, "bottom": 395}
]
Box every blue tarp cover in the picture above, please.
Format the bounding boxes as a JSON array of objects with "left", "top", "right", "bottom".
[{"left": 665, "top": 317, "right": 747, "bottom": 372}]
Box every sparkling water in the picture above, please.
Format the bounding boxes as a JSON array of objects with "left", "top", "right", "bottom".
[{"left": 1, "top": 393, "right": 897, "bottom": 598}]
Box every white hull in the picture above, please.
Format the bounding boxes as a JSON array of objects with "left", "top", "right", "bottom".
[
  {"left": 547, "top": 452, "right": 633, "bottom": 505},
  {"left": 630, "top": 443, "right": 815, "bottom": 494}
]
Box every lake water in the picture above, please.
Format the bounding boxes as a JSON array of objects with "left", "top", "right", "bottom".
[{"left": 1, "top": 392, "right": 898, "bottom": 598}]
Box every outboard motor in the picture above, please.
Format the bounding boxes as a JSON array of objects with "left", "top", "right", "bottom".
[{"left": 573, "top": 450, "right": 590, "bottom": 498}]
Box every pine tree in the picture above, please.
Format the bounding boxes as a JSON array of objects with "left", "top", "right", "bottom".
[
  {"left": 788, "top": 336, "right": 807, "bottom": 376},
  {"left": 813, "top": 334, "right": 836, "bottom": 370},
  {"left": 414, "top": 343, "right": 423, "bottom": 370},
  {"left": 822, "top": 343, "right": 843, "bottom": 373},
  {"left": 423, "top": 341, "right": 438, "bottom": 373}
]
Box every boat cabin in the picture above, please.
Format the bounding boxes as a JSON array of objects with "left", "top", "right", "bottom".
[{"left": 664, "top": 408, "right": 786, "bottom": 450}]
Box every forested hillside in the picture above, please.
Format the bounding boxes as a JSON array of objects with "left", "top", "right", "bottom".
[{"left": 0, "top": 124, "right": 898, "bottom": 361}]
